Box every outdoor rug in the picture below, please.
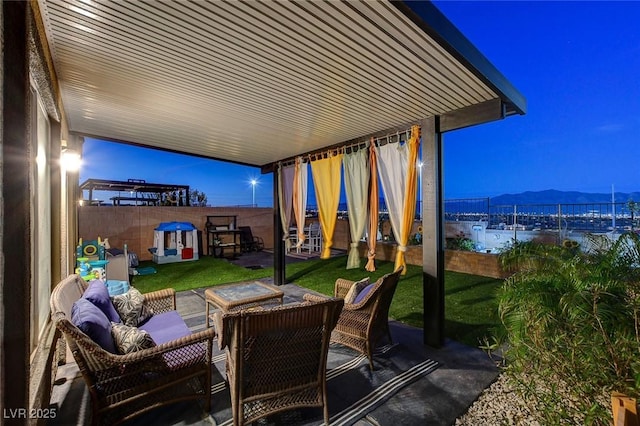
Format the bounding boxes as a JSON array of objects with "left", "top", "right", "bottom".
[
  {"left": 50, "top": 286, "right": 439, "bottom": 426},
  {"left": 181, "top": 287, "right": 440, "bottom": 426},
  {"left": 206, "top": 343, "right": 438, "bottom": 426}
]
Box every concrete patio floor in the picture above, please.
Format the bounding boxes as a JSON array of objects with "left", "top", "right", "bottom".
[{"left": 50, "top": 252, "right": 500, "bottom": 425}]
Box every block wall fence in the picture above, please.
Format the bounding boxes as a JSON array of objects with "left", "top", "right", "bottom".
[{"left": 78, "top": 206, "right": 506, "bottom": 278}]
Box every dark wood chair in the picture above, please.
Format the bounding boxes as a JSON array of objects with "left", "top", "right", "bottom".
[{"left": 238, "top": 226, "right": 264, "bottom": 252}]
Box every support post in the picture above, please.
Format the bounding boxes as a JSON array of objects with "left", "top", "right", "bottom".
[
  {"left": 1, "top": 1, "right": 31, "bottom": 419},
  {"left": 421, "top": 116, "right": 445, "bottom": 347},
  {"left": 273, "top": 171, "right": 285, "bottom": 285}
]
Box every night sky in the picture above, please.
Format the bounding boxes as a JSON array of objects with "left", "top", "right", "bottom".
[{"left": 79, "top": 1, "right": 640, "bottom": 206}]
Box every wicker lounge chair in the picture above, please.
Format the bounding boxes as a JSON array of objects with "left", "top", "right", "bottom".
[
  {"left": 331, "top": 267, "right": 403, "bottom": 370},
  {"left": 50, "top": 275, "right": 216, "bottom": 425},
  {"left": 214, "top": 295, "right": 343, "bottom": 426}
]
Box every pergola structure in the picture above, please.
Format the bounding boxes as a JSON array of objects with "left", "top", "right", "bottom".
[
  {"left": 37, "top": 0, "right": 526, "bottom": 344},
  {"left": 79, "top": 178, "right": 191, "bottom": 206},
  {"left": 1, "top": 0, "right": 525, "bottom": 415}
]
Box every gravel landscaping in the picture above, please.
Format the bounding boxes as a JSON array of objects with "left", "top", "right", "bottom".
[{"left": 455, "top": 373, "right": 541, "bottom": 426}]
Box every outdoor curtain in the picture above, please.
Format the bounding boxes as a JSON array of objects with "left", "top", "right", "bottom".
[
  {"left": 376, "top": 142, "right": 407, "bottom": 245},
  {"left": 397, "top": 125, "right": 421, "bottom": 273},
  {"left": 310, "top": 153, "right": 343, "bottom": 259},
  {"left": 365, "top": 139, "right": 379, "bottom": 272},
  {"left": 343, "top": 147, "right": 369, "bottom": 269},
  {"left": 376, "top": 126, "right": 421, "bottom": 274},
  {"left": 293, "top": 157, "right": 308, "bottom": 248},
  {"left": 278, "top": 163, "right": 295, "bottom": 251}
]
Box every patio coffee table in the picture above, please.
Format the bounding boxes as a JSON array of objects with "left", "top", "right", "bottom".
[{"left": 205, "top": 281, "right": 284, "bottom": 327}]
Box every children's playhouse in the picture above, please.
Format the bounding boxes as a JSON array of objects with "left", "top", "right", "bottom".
[{"left": 150, "top": 221, "right": 199, "bottom": 264}]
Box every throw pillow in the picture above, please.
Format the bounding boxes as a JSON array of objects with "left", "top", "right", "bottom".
[
  {"left": 344, "top": 277, "right": 370, "bottom": 304},
  {"left": 353, "top": 282, "right": 376, "bottom": 304},
  {"left": 83, "top": 279, "right": 121, "bottom": 323},
  {"left": 71, "top": 298, "right": 117, "bottom": 353},
  {"left": 111, "top": 288, "right": 154, "bottom": 327},
  {"left": 111, "top": 322, "right": 155, "bottom": 354}
]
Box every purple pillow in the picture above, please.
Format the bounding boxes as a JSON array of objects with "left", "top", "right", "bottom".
[
  {"left": 83, "top": 280, "right": 121, "bottom": 323},
  {"left": 353, "top": 283, "right": 375, "bottom": 304},
  {"left": 71, "top": 298, "right": 116, "bottom": 353},
  {"left": 139, "top": 311, "right": 191, "bottom": 345}
]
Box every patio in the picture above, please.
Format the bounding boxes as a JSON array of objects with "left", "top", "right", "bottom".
[
  {"left": 2, "top": 0, "right": 527, "bottom": 420},
  {"left": 50, "top": 278, "right": 501, "bottom": 425}
]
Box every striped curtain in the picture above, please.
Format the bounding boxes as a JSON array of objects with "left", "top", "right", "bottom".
[
  {"left": 376, "top": 142, "right": 408, "bottom": 246},
  {"left": 365, "top": 139, "right": 379, "bottom": 272},
  {"left": 376, "top": 126, "right": 420, "bottom": 275}
]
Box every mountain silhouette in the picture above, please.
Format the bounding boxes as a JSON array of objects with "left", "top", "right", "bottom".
[{"left": 490, "top": 189, "right": 640, "bottom": 205}]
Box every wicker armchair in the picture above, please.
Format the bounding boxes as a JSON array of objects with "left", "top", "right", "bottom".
[
  {"left": 50, "top": 275, "right": 216, "bottom": 425},
  {"left": 214, "top": 295, "right": 344, "bottom": 426},
  {"left": 331, "top": 267, "right": 403, "bottom": 370}
]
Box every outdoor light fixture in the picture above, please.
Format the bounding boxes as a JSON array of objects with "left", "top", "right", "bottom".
[
  {"left": 250, "top": 179, "right": 258, "bottom": 207},
  {"left": 61, "top": 148, "right": 81, "bottom": 172}
]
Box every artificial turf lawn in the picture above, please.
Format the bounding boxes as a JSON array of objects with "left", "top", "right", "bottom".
[{"left": 132, "top": 254, "right": 503, "bottom": 347}]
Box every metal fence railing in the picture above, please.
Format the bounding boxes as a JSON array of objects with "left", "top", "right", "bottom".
[
  {"left": 445, "top": 198, "right": 639, "bottom": 233},
  {"left": 304, "top": 197, "right": 639, "bottom": 234}
]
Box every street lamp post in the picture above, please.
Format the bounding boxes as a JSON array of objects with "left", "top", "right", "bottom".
[{"left": 251, "top": 179, "right": 257, "bottom": 207}]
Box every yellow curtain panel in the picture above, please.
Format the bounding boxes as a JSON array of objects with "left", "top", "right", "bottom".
[
  {"left": 310, "top": 154, "right": 343, "bottom": 259},
  {"left": 366, "top": 139, "right": 379, "bottom": 272},
  {"left": 395, "top": 125, "right": 421, "bottom": 274}
]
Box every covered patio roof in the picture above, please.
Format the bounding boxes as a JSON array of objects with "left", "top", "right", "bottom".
[
  {"left": 36, "top": 0, "right": 525, "bottom": 166},
  {"left": 33, "top": 0, "right": 526, "bottom": 349}
]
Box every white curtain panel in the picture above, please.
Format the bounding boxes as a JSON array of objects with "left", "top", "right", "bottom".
[
  {"left": 278, "top": 164, "right": 295, "bottom": 250},
  {"left": 343, "top": 148, "right": 370, "bottom": 269},
  {"left": 376, "top": 142, "right": 408, "bottom": 244}
]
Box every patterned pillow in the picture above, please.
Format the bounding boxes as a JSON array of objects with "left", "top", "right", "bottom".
[
  {"left": 111, "top": 288, "right": 154, "bottom": 327},
  {"left": 344, "top": 277, "right": 370, "bottom": 304},
  {"left": 111, "top": 322, "right": 155, "bottom": 354}
]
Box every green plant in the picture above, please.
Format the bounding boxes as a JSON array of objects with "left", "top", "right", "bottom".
[
  {"left": 446, "top": 231, "right": 475, "bottom": 251},
  {"left": 189, "top": 189, "right": 208, "bottom": 207},
  {"left": 408, "top": 232, "right": 422, "bottom": 245},
  {"left": 498, "top": 232, "right": 640, "bottom": 424}
]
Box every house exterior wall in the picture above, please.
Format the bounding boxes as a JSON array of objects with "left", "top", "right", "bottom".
[{"left": 2, "top": 2, "right": 77, "bottom": 415}]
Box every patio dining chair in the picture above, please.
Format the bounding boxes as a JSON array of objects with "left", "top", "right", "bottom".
[
  {"left": 301, "top": 222, "right": 322, "bottom": 253},
  {"left": 214, "top": 295, "right": 344, "bottom": 426},
  {"left": 238, "top": 226, "right": 264, "bottom": 252},
  {"left": 331, "top": 267, "right": 403, "bottom": 370}
]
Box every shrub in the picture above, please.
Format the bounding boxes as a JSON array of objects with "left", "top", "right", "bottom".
[
  {"left": 498, "top": 233, "right": 640, "bottom": 425},
  {"left": 446, "top": 231, "right": 475, "bottom": 251}
]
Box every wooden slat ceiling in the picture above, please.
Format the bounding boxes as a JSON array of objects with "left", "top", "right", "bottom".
[{"left": 37, "top": 0, "right": 524, "bottom": 168}]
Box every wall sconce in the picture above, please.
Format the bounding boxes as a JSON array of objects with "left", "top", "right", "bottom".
[{"left": 61, "top": 148, "right": 81, "bottom": 172}]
